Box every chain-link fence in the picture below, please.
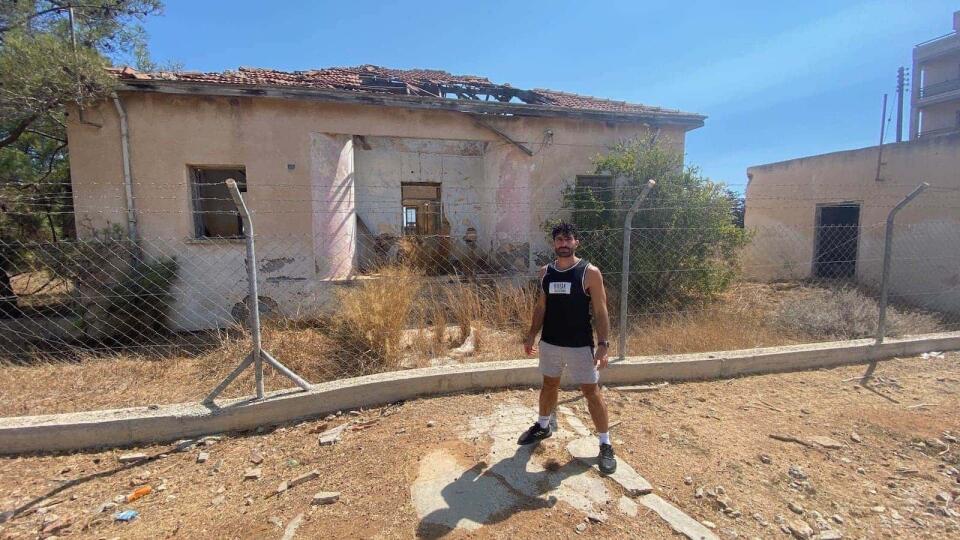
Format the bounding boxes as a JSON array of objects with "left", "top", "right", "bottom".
[{"left": 1, "top": 180, "right": 959, "bottom": 414}]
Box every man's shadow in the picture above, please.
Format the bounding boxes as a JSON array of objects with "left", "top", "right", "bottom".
[{"left": 416, "top": 443, "right": 592, "bottom": 539}]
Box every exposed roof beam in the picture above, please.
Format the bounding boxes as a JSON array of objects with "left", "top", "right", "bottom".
[{"left": 471, "top": 116, "right": 534, "bottom": 156}]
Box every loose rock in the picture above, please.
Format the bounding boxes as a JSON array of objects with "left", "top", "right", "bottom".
[
  {"left": 312, "top": 491, "right": 340, "bottom": 505},
  {"left": 288, "top": 470, "right": 321, "bottom": 488},
  {"left": 244, "top": 468, "right": 262, "bottom": 480},
  {"left": 118, "top": 453, "right": 147, "bottom": 464},
  {"left": 197, "top": 452, "right": 209, "bottom": 464}
]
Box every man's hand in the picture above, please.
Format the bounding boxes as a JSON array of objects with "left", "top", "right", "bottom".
[
  {"left": 523, "top": 334, "right": 538, "bottom": 356},
  {"left": 594, "top": 343, "right": 609, "bottom": 369}
]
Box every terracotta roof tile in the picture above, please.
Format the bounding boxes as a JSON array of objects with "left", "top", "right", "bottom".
[{"left": 110, "top": 64, "right": 698, "bottom": 118}]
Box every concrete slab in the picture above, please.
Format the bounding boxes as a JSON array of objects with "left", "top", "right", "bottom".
[
  {"left": 413, "top": 403, "right": 613, "bottom": 534},
  {"left": 638, "top": 493, "right": 719, "bottom": 540},
  {"left": 566, "top": 437, "right": 653, "bottom": 496}
]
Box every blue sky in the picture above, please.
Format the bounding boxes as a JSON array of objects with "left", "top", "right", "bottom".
[{"left": 141, "top": 0, "right": 958, "bottom": 192}]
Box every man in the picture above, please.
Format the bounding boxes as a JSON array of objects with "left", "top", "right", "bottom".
[{"left": 519, "top": 222, "right": 616, "bottom": 474}]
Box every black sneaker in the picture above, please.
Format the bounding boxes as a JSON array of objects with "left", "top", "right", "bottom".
[
  {"left": 598, "top": 443, "right": 617, "bottom": 474},
  {"left": 517, "top": 422, "right": 552, "bottom": 445}
]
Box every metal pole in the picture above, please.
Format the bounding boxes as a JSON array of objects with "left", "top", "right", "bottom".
[
  {"left": 225, "top": 179, "right": 264, "bottom": 399},
  {"left": 896, "top": 67, "right": 905, "bottom": 143},
  {"left": 875, "top": 94, "right": 888, "bottom": 182},
  {"left": 202, "top": 179, "right": 313, "bottom": 405},
  {"left": 618, "top": 179, "right": 656, "bottom": 362},
  {"left": 876, "top": 182, "right": 928, "bottom": 344}
]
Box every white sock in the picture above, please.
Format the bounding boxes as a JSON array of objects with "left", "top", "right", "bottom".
[
  {"left": 598, "top": 432, "right": 611, "bottom": 446},
  {"left": 538, "top": 415, "right": 551, "bottom": 429}
]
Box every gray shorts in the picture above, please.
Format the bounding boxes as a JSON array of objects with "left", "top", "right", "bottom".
[{"left": 539, "top": 340, "right": 599, "bottom": 385}]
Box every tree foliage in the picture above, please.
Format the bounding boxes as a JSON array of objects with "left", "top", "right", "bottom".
[
  {"left": 0, "top": 1, "right": 163, "bottom": 314},
  {"left": 558, "top": 135, "right": 751, "bottom": 311}
]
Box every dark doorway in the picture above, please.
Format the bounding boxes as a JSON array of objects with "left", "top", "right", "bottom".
[{"left": 814, "top": 204, "right": 860, "bottom": 279}]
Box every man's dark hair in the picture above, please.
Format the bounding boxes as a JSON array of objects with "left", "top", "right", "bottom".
[{"left": 551, "top": 222, "right": 579, "bottom": 240}]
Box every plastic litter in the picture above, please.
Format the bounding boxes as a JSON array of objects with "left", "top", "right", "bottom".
[
  {"left": 114, "top": 509, "right": 139, "bottom": 522},
  {"left": 126, "top": 486, "right": 152, "bottom": 502}
]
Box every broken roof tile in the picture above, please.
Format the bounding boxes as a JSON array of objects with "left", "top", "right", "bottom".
[{"left": 109, "top": 64, "right": 700, "bottom": 119}]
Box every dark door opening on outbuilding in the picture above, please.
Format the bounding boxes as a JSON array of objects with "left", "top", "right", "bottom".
[{"left": 814, "top": 203, "right": 860, "bottom": 279}]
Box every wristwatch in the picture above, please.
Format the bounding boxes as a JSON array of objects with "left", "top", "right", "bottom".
[{"left": 597, "top": 340, "right": 610, "bottom": 348}]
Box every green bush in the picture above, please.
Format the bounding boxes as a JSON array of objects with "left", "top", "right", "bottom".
[{"left": 552, "top": 136, "right": 750, "bottom": 311}]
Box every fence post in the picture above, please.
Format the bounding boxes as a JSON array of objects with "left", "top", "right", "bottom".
[
  {"left": 618, "top": 179, "right": 656, "bottom": 362},
  {"left": 875, "top": 182, "right": 928, "bottom": 345},
  {"left": 203, "top": 179, "right": 312, "bottom": 404}
]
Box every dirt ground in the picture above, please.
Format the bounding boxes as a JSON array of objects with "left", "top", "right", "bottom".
[{"left": 1, "top": 353, "right": 959, "bottom": 539}]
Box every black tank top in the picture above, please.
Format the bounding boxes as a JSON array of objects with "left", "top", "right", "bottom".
[{"left": 540, "top": 258, "right": 594, "bottom": 348}]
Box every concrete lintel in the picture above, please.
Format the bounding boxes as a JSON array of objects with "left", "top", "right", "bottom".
[{"left": 1, "top": 333, "right": 957, "bottom": 455}]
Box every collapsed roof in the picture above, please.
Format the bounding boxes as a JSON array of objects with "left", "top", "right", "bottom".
[{"left": 111, "top": 64, "right": 704, "bottom": 127}]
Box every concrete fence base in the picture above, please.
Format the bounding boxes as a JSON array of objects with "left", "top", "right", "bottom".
[{"left": 1, "top": 332, "right": 958, "bottom": 455}]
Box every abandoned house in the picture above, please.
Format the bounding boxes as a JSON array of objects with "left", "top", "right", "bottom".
[{"left": 66, "top": 65, "right": 704, "bottom": 330}]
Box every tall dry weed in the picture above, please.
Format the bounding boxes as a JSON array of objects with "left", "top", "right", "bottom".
[{"left": 327, "top": 267, "right": 422, "bottom": 373}]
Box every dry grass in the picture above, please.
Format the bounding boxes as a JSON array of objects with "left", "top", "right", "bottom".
[
  {"left": 626, "top": 305, "right": 804, "bottom": 355},
  {"left": 0, "top": 280, "right": 952, "bottom": 417},
  {"left": 324, "top": 266, "right": 422, "bottom": 374},
  {"left": 774, "top": 285, "right": 943, "bottom": 340}
]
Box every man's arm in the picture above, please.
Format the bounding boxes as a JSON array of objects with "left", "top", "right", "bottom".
[
  {"left": 524, "top": 266, "right": 548, "bottom": 356},
  {"left": 586, "top": 265, "right": 610, "bottom": 368}
]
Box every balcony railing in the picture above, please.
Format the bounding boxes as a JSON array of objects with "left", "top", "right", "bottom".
[
  {"left": 920, "top": 77, "right": 960, "bottom": 99},
  {"left": 918, "top": 126, "right": 960, "bottom": 138}
]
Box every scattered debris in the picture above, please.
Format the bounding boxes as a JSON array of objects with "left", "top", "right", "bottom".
[
  {"left": 312, "top": 491, "right": 340, "bottom": 505},
  {"left": 244, "top": 468, "right": 262, "bottom": 480},
  {"left": 126, "top": 486, "right": 152, "bottom": 502},
  {"left": 787, "top": 519, "right": 814, "bottom": 539},
  {"left": 426, "top": 420, "right": 436, "bottom": 428},
  {"left": 759, "top": 454, "right": 772, "bottom": 464},
  {"left": 788, "top": 501, "right": 804, "bottom": 515},
  {"left": 96, "top": 501, "right": 117, "bottom": 514},
  {"left": 212, "top": 494, "right": 226, "bottom": 505},
  {"left": 268, "top": 516, "right": 283, "bottom": 529},
  {"left": 197, "top": 452, "right": 209, "bottom": 463},
  {"left": 808, "top": 436, "right": 844, "bottom": 449},
  {"left": 281, "top": 513, "right": 304, "bottom": 540},
  {"left": 250, "top": 449, "right": 264, "bottom": 464},
  {"left": 771, "top": 434, "right": 815, "bottom": 448},
  {"left": 921, "top": 351, "right": 945, "bottom": 360},
  {"left": 318, "top": 424, "right": 348, "bottom": 446},
  {"left": 702, "top": 520, "right": 716, "bottom": 529},
  {"left": 351, "top": 419, "right": 379, "bottom": 431},
  {"left": 850, "top": 432, "right": 862, "bottom": 443},
  {"left": 615, "top": 382, "right": 669, "bottom": 392},
  {"left": 575, "top": 522, "right": 588, "bottom": 534},
  {"left": 288, "top": 470, "right": 321, "bottom": 488},
  {"left": 586, "top": 511, "right": 607, "bottom": 523},
  {"left": 113, "top": 509, "right": 138, "bottom": 522},
  {"left": 118, "top": 453, "right": 147, "bottom": 464},
  {"left": 275, "top": 480, "right": 289, "bottom": 495},
  {"left": 308, "top": 422, "right": 330, "bottom": 434}
]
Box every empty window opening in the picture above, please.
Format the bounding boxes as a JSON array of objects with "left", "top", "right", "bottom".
[
  {"left": 814, "top": 203, "right": 860, "bottom": 279},
  {"left": 401, "top": 183, "right": 442, "bottom": 235},
  {"left": 191, "top": 166, "right": 247, "bottom": 239},
  {"left": 574, "top": 175, "right": 614, "bottom": 205}
]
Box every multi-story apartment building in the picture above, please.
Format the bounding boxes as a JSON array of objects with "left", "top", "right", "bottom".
[{"left": 911, "top": 11, "right": 960, "bottom": 139}]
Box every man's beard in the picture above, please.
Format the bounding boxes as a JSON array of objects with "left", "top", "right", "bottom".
[{"left": 555, "top": 247, "right": 574, "bottom": 257}]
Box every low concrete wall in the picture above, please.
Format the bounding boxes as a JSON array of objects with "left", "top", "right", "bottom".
[{"left": 1, "top": 332, "right": 958, "bottom": 455}]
